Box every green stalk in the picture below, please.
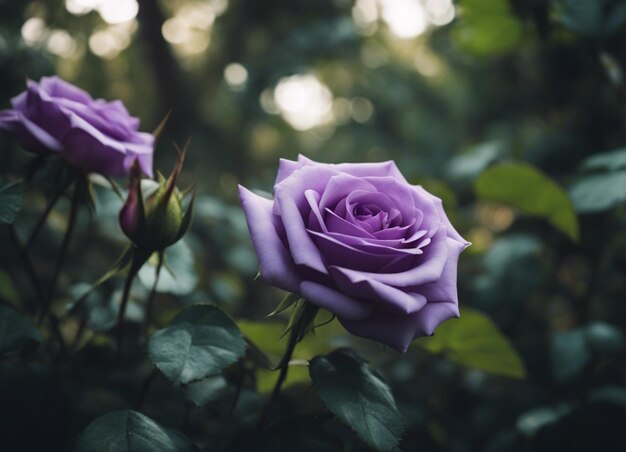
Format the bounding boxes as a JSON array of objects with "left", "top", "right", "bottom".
[
  {"left": 25, "top": 177, "right": 73, "bottom": 250},
  {"left": 143, "top": 251, "right": 164, "bottom": 337},
  {"left": 257, "top": 301, "right": 318, "bottom": 428},
  {"left": 39, "top": 177, "right": 83, "bottom": 325},
  {"left": 9, "top": 224, "right": 67, "bottom": 356},
  {"left": 115, "top": 247, "right": 151, "bottom": 360}
]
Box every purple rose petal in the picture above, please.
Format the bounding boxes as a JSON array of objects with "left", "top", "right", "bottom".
[
  {"left": 239, "top": 155, "right": 470, "bottom": 351},
  {"left": 0, "top": 76, "right": 154, "bottom": 178}
]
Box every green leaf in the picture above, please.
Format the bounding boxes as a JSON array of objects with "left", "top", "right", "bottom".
[
  {"left": 446, "top": 141, "right": 502, "bottom": 182},
  {"left": 309, "top": 349, "right": 404, "bottom": 451},
  {"left": 138, "top": 240, "right": 197, "bottom": 295},
  {"left": 550, "top": 328, "right": 590, "bottom": 381},
  {"left": 582, "top": 148, "right": 626, "bottom": 172},
  {"left": 454, "top": 0, "right": 523, "bottom": 56},
  {"left": 185, "top": 375, "right": 228, "bottom": 407},
  {"left": 420, "top": 308, "right": 526, "bottom": 379},
  {"left": 475, "top": 162, "right": 579, "bottom": 241},
  {"left": 569, "top": 171, "right": 626, "bottom": 213},
  {"left": 559, "top": 0, "right": 603, "bottom": 36},
  {"left": 148, "top": 304, "right": 246, "bottom": 385},
  {"left": 0, "top": 179, "right": 22, "bottom": 224},
  {"left": 238, "top": 314, "right": 342, "bottom": 393},
  {"left": 75, "top": 410, "right": 199, "bottom": 452},
  {"left": 0, "top": 305, "right": 42, "bottom": 355}
]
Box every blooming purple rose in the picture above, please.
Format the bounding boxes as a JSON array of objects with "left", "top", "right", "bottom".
[
  {"left": 0, "top": 76, "right": 153, "bottom": 177},
  {"left": 239, "top": 155, "right": 470, "bottom": 352}
]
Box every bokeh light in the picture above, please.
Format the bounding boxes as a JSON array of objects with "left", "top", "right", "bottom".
[
  {"left": 46, "top": 30, "right": 77, "bottom": 59},
  {"left": 21, "top": 17, "right": 47, "bottom": 46},
  {"left": 224, "top": 63, "right": 248, "bottom": 90},
  {"left": 379, "top": 0, "right": 428, "bottom": 38},
  {"left": 88, "top": 21, "right": 137, "bottom": 59},
  {"left": 65, "top": 0, "right": 139, "bottom": 24},
  {"left": 273, "top": 74, "right": 334, "bottom": 131},
  {"left": 161, "top": 3, "right": 215, "bottom": 56},
  {"left": 352, "top": 0, "right": 455, "bottom": 39}
]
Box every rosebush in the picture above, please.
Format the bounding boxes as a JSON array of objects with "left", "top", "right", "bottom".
[
  {"left": 0, "top": 76, "right": 153, "bottom": 177},
  {"left": 239, "top": 155, "right": 470, "bottom": 351}
]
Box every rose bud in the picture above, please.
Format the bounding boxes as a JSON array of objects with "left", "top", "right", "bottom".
[
  {"left": 119, "top": 146, "right": 194, "bottom": 251},
  {"left": 0, "top": 76, "right": 154, "bottom": 178}
]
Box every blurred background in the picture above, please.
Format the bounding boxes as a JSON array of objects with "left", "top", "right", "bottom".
[{"left": 3, "top": 0, "right": 626, "bottom": 450}]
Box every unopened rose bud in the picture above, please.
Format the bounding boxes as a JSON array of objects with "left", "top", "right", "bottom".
[{"left": 120, "top": 146, "right": 194, "bottom": 251}]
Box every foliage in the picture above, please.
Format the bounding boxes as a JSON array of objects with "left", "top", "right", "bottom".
[
  {"left": 420, "top": 307, "right": 526, "bottom": 379},
  {"left": 2, "top": 0, "right": 626, "bottom": 451}
]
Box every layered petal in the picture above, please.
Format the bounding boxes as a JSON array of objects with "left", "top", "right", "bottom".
[
  {"left": 0, "top": 110, "right": 63, "bottom": 154},
  {"left": 241, "top": 155, "right": 470, "bottom": 353},
  {"left": 415, "top": 238, "right": 468, "bottom": 305},
  {"left": 300, "top": 281, "right": 373, "bottom": 320},
  {"left": 274, "top": 166, "right": 344, "bottom": 274},
  {"left": 0, "top": 76, "right": 154, "bottom": 178},
  {"left": 415, "top": 185, "right": 469, "bottom": 245},
  {"left": 329, "top": 228, "right": 450, "bottom": 287},
  {"left": 329, "top": 266, "right": 428, "bottom": 314},
  {"left": 238, "top": 186, "right": 301, "bottom": 292},
  {"left": 339, "top": 302, "right": 460, "bottom": 352}
]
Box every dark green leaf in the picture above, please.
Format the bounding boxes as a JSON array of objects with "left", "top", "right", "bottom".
[
  {"left": 0, "top": 305, "right": 42, "bottom": 355},
  {"left": 475, "top": 163, "right": 579, "bottom": 240},
  {"left": 75, "top": 410, "right": 198, "bottom": 452},
  {"left": 599, "top": 52, "right": 623, "bottom": 87},
  {"left": 420, "top": 308, "right": 526, "bottom": 379},
  {"left": 446, "top": 141, "right": 502, "bottom": 182},
  {"left": 582, "top": 148, "right": 626, "bottom": 172},
  {"left": 138, "top": 240, "right": 197, "bottom": 295},
  {"left": 516, "top": 405, "right": 570, "bottom": 436},
  {"left": 605, "top": 2, "right": 626, "bottom": 35},
  {"left": 0, "top": 179, "right": 22, "bottom": 224},
  {"left": 586, "top": 322, "right": 625, "bottom": 356},
  {"left": 551, "top": 328, "right": 590, "bottom": 381},
  {"left": 148, "top": 304, "right": 246, "bottom": 385},
  {"left": 185, "top": 375, "right": 228, "bottom": 407},
  {"left": 569, "top": 171, "right": 626, "bottom": 213},
  {"left": 309, "top": 349, "right": 404, "bottom": 451},
  {"left": 559, "top": 0, "right": 603, "bottom": 36}
]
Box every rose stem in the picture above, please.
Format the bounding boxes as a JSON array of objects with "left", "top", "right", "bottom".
[
  {"left": 115, "top": 248, "right": 150, "bottom": 361},
  {"left": 257, "top": 302, "right": 317, "bottom": 428},
  {"left": 39, "top": 177, "right": 83, "bottom": 326},
  {"left": 25, "top": 178, "right": 72, "bottom": 250},
  {"left": 143, "top": 251, "right": 164, "bottom": 338},
  {"left": 115, "top": 264, "right": 139, "bottom": 361},
  {"left": 134, "top": 366, "right": 158, "bottom": 411},
  {"left": 229, "top": 363, "right": 246, "bottom": 416},
  {"left": 8, "top": 224, "right": 67, "bottom": 356}
]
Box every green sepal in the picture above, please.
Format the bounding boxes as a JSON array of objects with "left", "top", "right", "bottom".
[{"left": 267, "top": 292, "right": 301, "bottom": 318}]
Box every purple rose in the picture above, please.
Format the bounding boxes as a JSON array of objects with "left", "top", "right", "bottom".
[
  {"left": 239, "top": 155, "right": 470, "bottom": 352},
  {"left": 0, "top": 76, "right": 153, "bottom": 177}
]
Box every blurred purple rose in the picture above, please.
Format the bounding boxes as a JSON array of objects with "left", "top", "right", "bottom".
[
  {"left": 0, "top": 76, "right": 153, "bottom": 177},
  {"left": 239, "top": 155, "right": 470, "bottom": 352}
]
